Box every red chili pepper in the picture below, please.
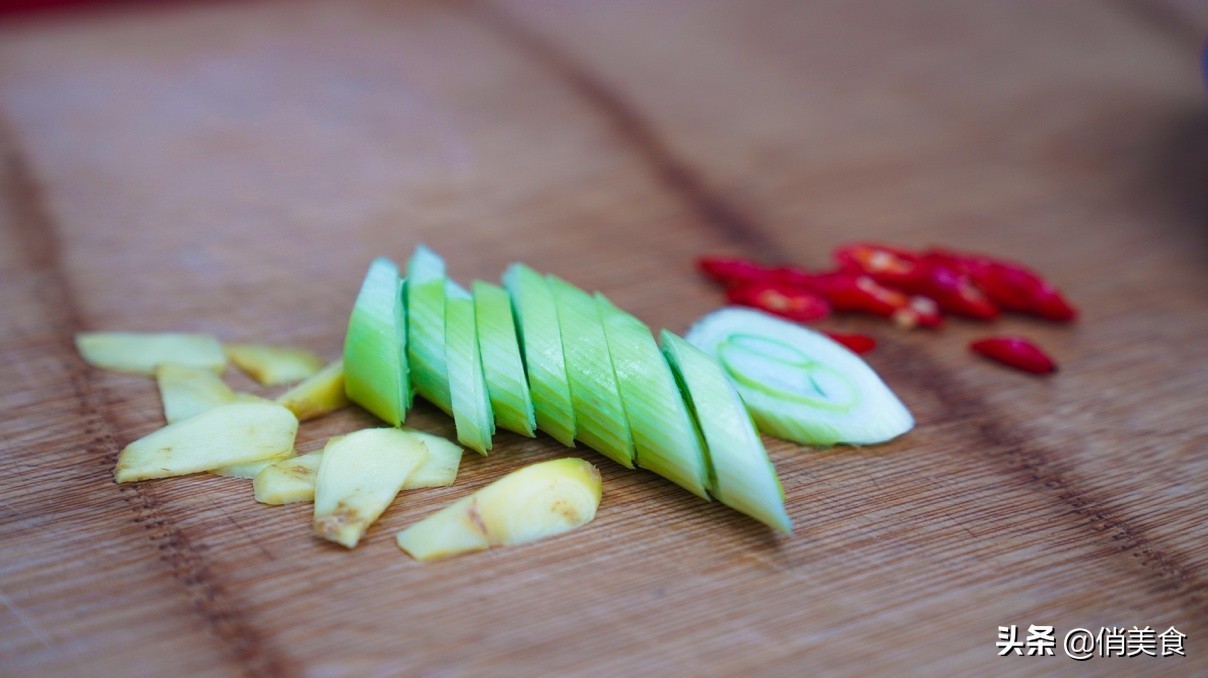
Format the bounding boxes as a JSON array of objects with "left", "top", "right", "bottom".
[
  {"left": 726, "top": 282, "right": 831, "bottom": 322},
  {"left": 696, "top": 256, "right": 775, "bottom": 287},
  {"left": 775, "top": 268, "right": 943, "bottom": 328},
  {"left": 781, "top": 269, "right": 903, "bottom": 314},
  {"left": 970, "top": 336, "right": 1057, "bottom": 374},
  {"left": 910, "top": 263, "right": 1000, "bottom": 320},
  {"left": 892, "top": 295, "right": 943, "bottom": 329},
  {"left": 1031, "top": 290, "right": 1078, "bottom": 322},
  {"left": 842, "top": 275, "right": 911, "bottom": 317},
  {"left": 769, "top": 264, "right": 823, "bottom": 290},
  {"left": 833, "top": 244, "right": 996, "bottom": 320},
  {"left": 822, "top": 331, "right": 877, "bottom": 354},
  {"left": 925, "top": 248, "right": 1077, "bottom": 322},
  {"left": 833, "top": 242, "right": 925, "bottom": 289}
]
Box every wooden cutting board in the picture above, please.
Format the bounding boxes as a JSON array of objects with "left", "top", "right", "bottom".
[{"left": 2, "top": 1, "right": 1206, "bottom": 674}]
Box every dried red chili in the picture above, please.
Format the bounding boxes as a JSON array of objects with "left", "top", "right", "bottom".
[
  {"left": 726, "top": 282, "right": 831, "bottom": 323},
  {"left": 969, "top": 336, "right": 1057, "bottom": 374},
  {"left": 822, "top": 331, "right": 877, "bottom": 355},
  {"left": 696, "top": 256, "right": 774, "bottom": 287},
  {"left": 925, "top": 248, "right": 1077, "bottom": 322}
]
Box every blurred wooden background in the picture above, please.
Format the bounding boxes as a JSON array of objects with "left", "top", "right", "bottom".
[{"left": 1, "top": 1, "right": 1206, "bottom": 675}]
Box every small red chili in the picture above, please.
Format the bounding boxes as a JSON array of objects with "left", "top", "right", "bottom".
[
  {"left": 726, "top": 282, "right": 831, "bottom": 323},
  {"left": 786, "top": 269, "right": 907, "bottom": 316},
  {"left": 777, "top": 268, "right": 944, "bottom": 328},
  {"left": 833, "top": 242, "right": 925, "bottom": 289},
  {"left": 846, "top": 275, "right": 911, "bottom": 317},
  {"left": 821, "top": 331, "right": 877, "bottom": 354},
  {"left": 918, "top": 248, "right": 979, "bottom": 276},
  {"left": 969, "top": 336, "right": 1057, "bottom": 374},
  {"left": 910, "top": 262, "right": 1000, "bottom": 320},
  {"left": 769, "top": 264, "right": 820, "bottom": 290},
  {"left": 696, "top": 256, "right": 775, "bottom": 287},
  {"left": 977, "top": 264, "right": 1076, "bottom": 321},
  {"left": 891, "top": 295, "right": 943, "bottom": 329},
  {"left": 835, "top": 245, "right": 996, "bottom": 320},
  {"left": 925, "top": 248, "right": 1077, "bottom": 322},
  {"left": 1031, "top": 290, "right": 1078, "bottom": 323}
]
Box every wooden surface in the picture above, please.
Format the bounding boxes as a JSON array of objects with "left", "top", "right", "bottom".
[{"left": 1, "top": 1, "right": 1206, "bottom": 675}]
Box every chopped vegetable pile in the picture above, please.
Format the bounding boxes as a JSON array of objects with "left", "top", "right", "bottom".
[
  {"left": 346, "top": 248, "right": 796, "bottom": 532},
  {"left": 76, "top": 243, "right": 934, "bottom": 560}
]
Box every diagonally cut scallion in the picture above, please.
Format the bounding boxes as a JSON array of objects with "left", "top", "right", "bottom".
[
  {"left": 343, "top": 257, "right": 408, "bottom": 427},
  {"left": 548, "top": 275, "right": 635, "bottom": 468},
  {"left": 445, "top": 285, "right": 494, "bottom": 455},
  {"left": 662, "top": 331, "right": 791, "bottom": 533},
  {"left": 474, "top": 280, "right": 537, "bottom": 437},
  {"left": 406, "top": 245, "right": 453, "bottom": 415},
  {"left": 596, "top": 294, "right": 709, "bottom": 498},
  {"left": 503, "top": 263, "right": 576, "bottom": 447}
]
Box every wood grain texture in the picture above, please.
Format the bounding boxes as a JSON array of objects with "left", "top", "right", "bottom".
[{"left": 0, "top": 0, "right": 1205, "bottom": 675}]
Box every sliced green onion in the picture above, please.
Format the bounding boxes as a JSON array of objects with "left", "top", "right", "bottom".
[
  {"left": 445, "top": 286, "right": 494, "bottom": 454},
  {"left": 474, "top": 280, "right": 537, "bottom": 437},
  {"left": 503, "top": 263, "right": 576, "bottom": 447},
  {"left": 406, "top": 245, "right": 453, "bottom": 415},
  {"left": 686, "top": 308, "right": 913, "bottom": 446},
  {"left": 597, "top": 294, "right": 709, "bottom": 498},
  {"left": 662, "top": 331, "right": 790, "bottom": 533},
  {"left": 343, "top": 257, "right": 408, "bottom": 426},
  {"left": 548, "top": 275, "right": 635, "bottom": 468}
]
